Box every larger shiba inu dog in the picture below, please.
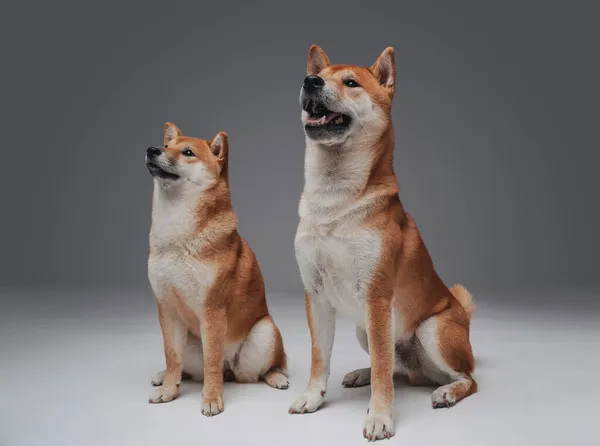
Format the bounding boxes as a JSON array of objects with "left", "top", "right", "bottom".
[
  {"left": 146, "top": 123, "right": 288, "bottom": 416},
  {"left": 288, "top": 46, "right": 477, "bottom": 441}
]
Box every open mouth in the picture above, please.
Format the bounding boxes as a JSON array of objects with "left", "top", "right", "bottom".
[
  {"left": 146, "top": 162, "right": 179, "bottom": 180},
  {"left": 302, "top": 99, "right": 351, "bottom": 130}
]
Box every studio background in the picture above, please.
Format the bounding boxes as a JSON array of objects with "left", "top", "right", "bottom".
[
  {"left": 2, "top": 0, "right": 598, "bottom": 296},
  {"left": 1, "top": 2, "right": 598, "bottom": 446}
]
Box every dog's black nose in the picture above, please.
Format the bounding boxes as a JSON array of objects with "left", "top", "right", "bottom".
[
  {"left": 303, "top": 75, "right": 325, "bottom": 92},
  {"left": 146, "top": 146, "right": 161, "bottom": 158}
]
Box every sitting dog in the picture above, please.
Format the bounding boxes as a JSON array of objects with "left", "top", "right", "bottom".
[
  {"left": 288, "top": 46, "right": 477, "bottom": 441},
  {"left": 146, "top": 123, "right": 288, "bottom": 416}
]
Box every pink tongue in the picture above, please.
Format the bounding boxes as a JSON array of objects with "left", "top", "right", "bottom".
[
  {"left": 324, "top": 112, "right": 341, "bottom": 123},
  {"left": 307, "top": 112, "right": 342, "bottom": 125}
]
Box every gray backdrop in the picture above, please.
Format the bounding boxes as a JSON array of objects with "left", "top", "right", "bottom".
[{"left": 1, "top": 0, "right": 598, "bottom": 295}]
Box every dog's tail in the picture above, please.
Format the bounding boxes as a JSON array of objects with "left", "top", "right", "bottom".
[{"left": 450, "top": 284, "right": 475, "bottom": 319}]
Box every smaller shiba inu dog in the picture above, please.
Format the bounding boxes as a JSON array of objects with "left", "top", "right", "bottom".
[{"left": 146, "top": 123, "right": 288, "bottom": 416}]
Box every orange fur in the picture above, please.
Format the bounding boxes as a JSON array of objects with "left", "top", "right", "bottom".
[
  {"left": 450, "top": 284, "right": 476, "bottom": 319},
  {"left": 291, "top": 46, "right": 477, "bottom": 440},
  {"left": 147, "top": 123, "right": 288, "bottom": 414},
  {"left": 305, "top": 293, "right": 325, "bottom": 389}
]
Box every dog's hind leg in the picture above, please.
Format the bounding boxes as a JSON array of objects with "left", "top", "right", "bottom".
[
  {"left": 342, "top": 326, "right": 371, "bottom": 388},
  {"left": 151, "top": 333, "right": 203, "bottom": 385},
  {"left": 232, "top": 315, "right": 289, "bottom": 389},
  {"left": 415, "top": 300, "right": 477, "bottom": 408}
]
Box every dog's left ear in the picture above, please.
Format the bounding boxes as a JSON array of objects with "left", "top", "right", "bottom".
[
  {"left": 370, "top": 47, "right": 396, "bottom": 95},
  {"left": 307, "top": 45, "right": 331, "bottom": 76},
  {"left": 209, "top": 132, "right": 228, "bottom": 172},
  {"left": 164, "top": 122, "right": 182, "bottom": 146}
]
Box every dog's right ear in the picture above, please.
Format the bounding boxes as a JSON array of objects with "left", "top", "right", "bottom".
[
  {"left": 209, "top": 131, "right": 228, "bottom": 165},
  {"left": 307, "top": 45, "right": 330, "bottom": 76},
  {"left": 164, "top": 122, "right": 182, "bottom": 146},
  {"left": 370, "top": 47, "right": 396, "bottom": 96}
]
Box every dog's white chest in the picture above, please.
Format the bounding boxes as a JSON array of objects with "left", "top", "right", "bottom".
[
  {"left": 148, "top": 252, "right": 215, "bottom": 303},
  {"left": 148, "top": 192, "right": 215, "bottom": 304},
  {"left": 295, "top": 226, "right": 381, "bottom": 327}
]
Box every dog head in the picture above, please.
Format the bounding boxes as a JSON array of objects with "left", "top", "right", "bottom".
[
  {"left": 145, "top": 122, "right": 228, "bottom": 189},
  {"left": 300, "top": 45, "right": 396, "bottom": 146}
]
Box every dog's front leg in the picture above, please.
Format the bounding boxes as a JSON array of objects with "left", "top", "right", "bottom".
[
  {"left": 289, "top": 292, "right": 336, "bottom": 414},
  {"left": 364, "top": 296, "right": 396, "bottom": 441},
  {"left": 200, "top": 306, "right": 226, "bottom": 417},
  {"left": 148, "top": 301, "right": 187, "bottom": 403}
]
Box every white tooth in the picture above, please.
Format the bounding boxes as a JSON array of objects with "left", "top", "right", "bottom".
[{"left": 335, "top": 117, "right": 342, "bottom": 124}]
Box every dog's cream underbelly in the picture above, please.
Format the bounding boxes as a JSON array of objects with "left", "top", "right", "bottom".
[
  {"left": 149, "top": 251, "right": 245, "bottom": 365},
  {"left": 295, "top": 228, "right": 382, "bottom": 328},
  {"left": 181, "top": 333, "right": 247, "bottom": 376}
]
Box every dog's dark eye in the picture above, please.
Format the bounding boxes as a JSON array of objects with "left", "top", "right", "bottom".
[
  {"left": 182, "top": 149, "right": 195, "bottom": 157},
  {"left": 344, "top": 79, "right": 359, "bottom": 88}
]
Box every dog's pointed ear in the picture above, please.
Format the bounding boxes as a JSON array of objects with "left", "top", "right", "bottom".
[
  {"left": 164, "top": 122, "right": 182, "bottom": 146},
  {"left": 307, "top": 45, "right": 331, "bottom": 75},
  {"left": 370, "top": 47, "right": 396, "bottom": 94},
  {"left": 209, "top": 131, "right": 228, "bottom": 165}
]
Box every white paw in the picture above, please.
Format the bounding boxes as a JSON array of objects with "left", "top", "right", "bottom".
[
  {"left": 431, "top": 384, "right": 456, "bottom": 408},
  {"left": 151, "top": 370, "right": 166, "bottom": 386},
  {"left": 288, "top": 389, "right": 325, "bottom": 414},
  {"left": 201, "top": 393, "right": 224, "bottom": 417},
  {"left": 148, "top": 385, "right": 178, "bottom": 404},
  {"left": 363, "top": 409, "right": 395, "bottom": 442},
  {"left": 264, "top": 371, "right": 289, "bottom": 390},
  {"left": 342, "top": 368, "right": 371, "bottom": 388}
]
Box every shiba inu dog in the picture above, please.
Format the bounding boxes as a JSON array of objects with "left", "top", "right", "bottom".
[
  {"left": 146, "top": 123, "right": 288, "bottom": 416},
  {"left": 288, "top": 46, "right": 477, "bottom": 441}
]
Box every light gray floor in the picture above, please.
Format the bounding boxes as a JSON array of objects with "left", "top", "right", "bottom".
[{"left": 1, "top": 289, "right": 598, "bottom": 446}]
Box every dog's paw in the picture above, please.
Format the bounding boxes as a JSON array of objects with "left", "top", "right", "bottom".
[
  {"left": 342, "top": 368, "right": 371, "bottom": 388},
  {"left": 151, "top": 370, "right": 166, "bottom": 386},
  {"left": 151, "top": 370, "right": 193, "bottom": 386},
  {"left": 201, "top": 392, "right": 224, "bottom": 417},
  {"left": 148, "top": 385, "right": 179, "bottom": 404},
  {"left": 264, "top": 371, "right": 289, "bottom": 390},
  {"left": 431, "top": 384, "right": 456, "bottom": 408},
  {"left": 363, "top": 409, "right": 395, "bottom": 442},
  {"left": 288, "top": 389, "right": 325, "bottom": 414}
]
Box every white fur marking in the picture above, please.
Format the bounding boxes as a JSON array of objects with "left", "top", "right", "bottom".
[
  {"left": 416, "top": 317, "right": 464, "bottom": 381},
  {"left": 288, "top": 297, "right": 335, "bottom": 414},
  {"left": 234, "top": 317, "right": 276, "bottom": 382}
]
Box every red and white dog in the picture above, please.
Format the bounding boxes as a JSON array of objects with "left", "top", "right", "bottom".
[
  {"left": 146, "top": 124, "right": 288, "bottom": 416},
  {"left": 288, "top": 46, "right": 477, "bottom": 441}
]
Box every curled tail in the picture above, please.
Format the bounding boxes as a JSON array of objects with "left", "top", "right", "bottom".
[{"left": 450, "top": 284, "right": 475, "bottom": 319}]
